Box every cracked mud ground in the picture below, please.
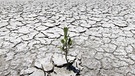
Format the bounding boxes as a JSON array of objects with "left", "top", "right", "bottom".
[{"left": 0, "top": 0, "right": 135, "bottom": 76}]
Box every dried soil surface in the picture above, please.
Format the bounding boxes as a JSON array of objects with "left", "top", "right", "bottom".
[{"left": 0, "top": 0, "right": 135, "bottom": 76}]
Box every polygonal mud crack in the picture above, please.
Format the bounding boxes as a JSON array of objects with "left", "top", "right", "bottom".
[{"left": 20, "top": 53, "right": 82, "bottom": 76}]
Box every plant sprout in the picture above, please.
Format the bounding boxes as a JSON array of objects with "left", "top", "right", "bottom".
[{"left": 60, "top": 27, "right": 72, "bottom": 63}]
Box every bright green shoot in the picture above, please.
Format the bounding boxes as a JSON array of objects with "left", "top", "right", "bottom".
[{"left": 61, "top": 27, "right": 72, "bottom": 63}]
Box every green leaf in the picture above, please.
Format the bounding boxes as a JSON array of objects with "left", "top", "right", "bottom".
[
  {"left": 68, "top": 38, "right": 72, "bottom": 46},
  {"left": 64, "top": 27, "right": 68, "bottom": 39},
  {"left": 61, "top": 39, "right": 65, "bottom": 44},
  {"left": 60, "top": 46, "right": 64, "bottom": 51}
]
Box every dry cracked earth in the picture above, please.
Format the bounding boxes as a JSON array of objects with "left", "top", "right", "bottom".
[{"left": 1, "top": 0, "right": 135, "bottom": 76}]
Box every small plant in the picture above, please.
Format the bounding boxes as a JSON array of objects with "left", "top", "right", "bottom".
[{"left": 60, "top": 27, "right": 72, "bottom": 63}]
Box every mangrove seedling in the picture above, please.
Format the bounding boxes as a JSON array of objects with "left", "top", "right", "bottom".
[{"left": 60, "top": 27, "right": 72, "bottom": 63}]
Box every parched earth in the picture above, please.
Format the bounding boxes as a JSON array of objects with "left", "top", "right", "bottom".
[{"left": 0, "top": 0, "right": 135, "bottom": 76}]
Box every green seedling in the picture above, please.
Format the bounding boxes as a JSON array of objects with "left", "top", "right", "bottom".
[{"left": 60, "top": 27, "right": 72, "bottom": 63}]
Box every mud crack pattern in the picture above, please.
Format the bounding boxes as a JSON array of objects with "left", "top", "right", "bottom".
[{"left": 0, "top": 0, "right": 135, "bottom": 76}]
